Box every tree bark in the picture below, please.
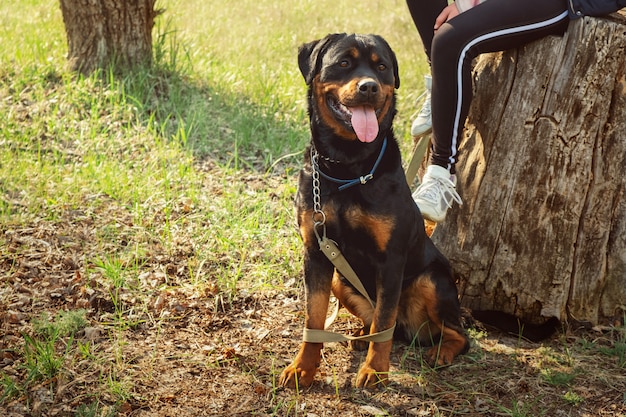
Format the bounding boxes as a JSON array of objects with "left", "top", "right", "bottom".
[
  {"left": 431, "top": 13, "right": 626, "bottom": 327},
  {"left": 59, "top": 0, "right": 160, "bottom": 74}
]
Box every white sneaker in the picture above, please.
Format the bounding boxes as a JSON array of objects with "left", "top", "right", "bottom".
[
  {"left": 412, "top": 165, "right": 462, "bottom": 223},
  {"left": 410, "top": 75, "right": 432, "bottom": 137}
]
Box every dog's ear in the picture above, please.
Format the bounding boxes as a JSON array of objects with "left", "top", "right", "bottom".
[
  {"left": 298, "top": 33, "right": 346, "bottom": 85},
  {"left": 390, "top": 48, "right": 400, "bottom": 89},
  {"left": 374, "top": 35, "right": 400, "bottom": 89},
  {"left": 297, "top": 39, "right": 320, "bottom": 84}
]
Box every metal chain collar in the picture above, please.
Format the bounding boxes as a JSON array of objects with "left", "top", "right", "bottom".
[{"left": 310, "top": 148, "right": 327, "bottom": 243}]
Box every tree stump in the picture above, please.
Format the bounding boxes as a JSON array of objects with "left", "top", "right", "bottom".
[
  {"left": 431, "top": 13, "right": 626, "bottom": 327},
  {"left": 59, "top": 0, "right": 160, "bottom": 74}
]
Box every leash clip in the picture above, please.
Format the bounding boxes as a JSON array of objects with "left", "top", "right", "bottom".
[{"left": 313, "top": 217, "right": 326, "bottom": 245}]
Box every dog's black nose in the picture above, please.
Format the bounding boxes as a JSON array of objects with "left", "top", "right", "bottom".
[{"left": 358, "top": 80, "right": 379, "bottom": 96}]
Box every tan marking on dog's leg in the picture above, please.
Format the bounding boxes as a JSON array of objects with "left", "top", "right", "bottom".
[
  {"left": 356, "top": 309, "right": 398, "bottom": 388},
  {"left": 332, "top": 272, "right": 374, "bottom": 351},
  {"left": 398, "top": 276, "right": 467, "bottom": 366},
  {"left": 426, "top": 325, "right": 469, "bottom": 366},
  {"left": 396, "top": 277, "right": 437, "bottom": 342},
  {"left": 298, "top": 209, "right": 315, "bottom": 248},
  {"left": 279, "top": 342, "right": 323, "bottom": 388},
  {"left": 331, "top": 272, "right": 374, "bottom": 324},
  {"left": 280, "top": 289, "right": 330, "bottom": 388},
  {"left": 356, "top": 339, "right": 392, "bottom": 388}
]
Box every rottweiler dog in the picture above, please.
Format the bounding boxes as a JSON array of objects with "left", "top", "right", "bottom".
[{"left": 279, "top": 33, "right": 469, "bottom": 389}]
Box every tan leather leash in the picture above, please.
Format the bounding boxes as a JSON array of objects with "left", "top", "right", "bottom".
[
  {"left": 302, "top": 148, "right": 395, "bottom": 344},
  {"left": 405, "top": 132, "right": 431, "bottom": 186}
]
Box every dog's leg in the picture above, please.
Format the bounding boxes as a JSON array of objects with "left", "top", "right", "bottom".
[
  {"left": 397, "top": 273, "right": 469, "bottom": 366},
  {"left": 279, "top": 252, "right": 333, "bottom": 388},
  {"left": 355, "top": 303, "right": 399, "bottom": 388},
  {"left": 424, "top": 273, "right": 469, "bottom": 366},
  {"left": 425, "top": 323, "right": 469, "bottom": 366},
  {"left": 331, "top": 272, "right": 374, "bottom": 351},
  {"left": 355, "top": 271, "right": 402, "bottom": 388}
]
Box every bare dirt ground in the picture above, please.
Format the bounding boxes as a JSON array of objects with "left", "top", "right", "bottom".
[{"left": 1, "top": 196, "right": 625, "bottom": 417}]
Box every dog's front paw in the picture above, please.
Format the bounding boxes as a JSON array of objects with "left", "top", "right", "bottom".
[
  {"left": 279, "top": 343, "right": 322, "bottom": 388},
  {"left": 279, "top": 361, "right": 317, "bottom": 388},
  {"left": 355, "top": 364, "right": 389, "bottom": 388}
]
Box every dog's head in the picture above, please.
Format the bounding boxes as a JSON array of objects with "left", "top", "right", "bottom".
[{"left": 298, "top": 33, "right": 400, "bottom": 143}]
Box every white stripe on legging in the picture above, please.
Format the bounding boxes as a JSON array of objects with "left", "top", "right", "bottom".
[{"left": 448, "top": 10, "right": 570, "bottom": 171}]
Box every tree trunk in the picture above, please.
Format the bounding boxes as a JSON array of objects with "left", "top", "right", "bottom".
[
  {"left": 431, "top": 13, "right": 626, "bottom": 327},
  {"left": 59, "top": 0, "right": 160, "bottom": 74}
]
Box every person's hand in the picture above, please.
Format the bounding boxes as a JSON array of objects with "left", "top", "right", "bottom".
[{"left": 434, "top": 3, "right": 460, "bottom": 31}]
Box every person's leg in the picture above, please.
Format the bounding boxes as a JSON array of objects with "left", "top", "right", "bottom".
[
  {"left": 405, "top": 0, "right": 448, "bottom": 62},
  {"left": 429, "top": 0, "right": 570, "bottom": 173},
  {"left": 415, "top": 0, "right": 570, "bottom": 222},
  {"left": 406, "top": 0, "right": 447, "bottom": 137}
]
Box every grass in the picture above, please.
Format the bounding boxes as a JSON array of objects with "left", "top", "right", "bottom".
[{"left": 1, "top": 0, "right": 625, "bottom": 416}]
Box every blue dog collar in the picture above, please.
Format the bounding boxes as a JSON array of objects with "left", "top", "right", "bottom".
[{"left": 312, "top": 137, "right": 387, "bottom": 191}]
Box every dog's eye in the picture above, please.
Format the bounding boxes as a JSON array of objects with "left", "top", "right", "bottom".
[
  {"left": 377, "top": 63, "right": 387, "bottom": 71},
  {"left": 339, "top": 60, "right": 350, "bottom": 68}
]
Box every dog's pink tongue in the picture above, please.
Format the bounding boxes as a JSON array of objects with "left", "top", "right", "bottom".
[{"left": 351, "top": 106, "right": 378, "bottom": 143}]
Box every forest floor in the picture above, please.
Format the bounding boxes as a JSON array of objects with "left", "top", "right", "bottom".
[{"left": 2, "top": 193, "right": 625, "bottom": 416}]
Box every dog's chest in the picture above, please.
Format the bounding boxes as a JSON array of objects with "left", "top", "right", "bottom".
[
  {"left": 297, "top": 163, "right": 406, "bottom": 254},
  {"left": 319, "top": 202, "right": 396, "bottom": 254}
]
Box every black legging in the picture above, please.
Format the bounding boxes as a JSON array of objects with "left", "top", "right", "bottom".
[
  {"left": 405, "top": 0, "right": 447, "bottom": 62},
  {"left": 407, "top": 0, "right": 570, "bottom": 174}
]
